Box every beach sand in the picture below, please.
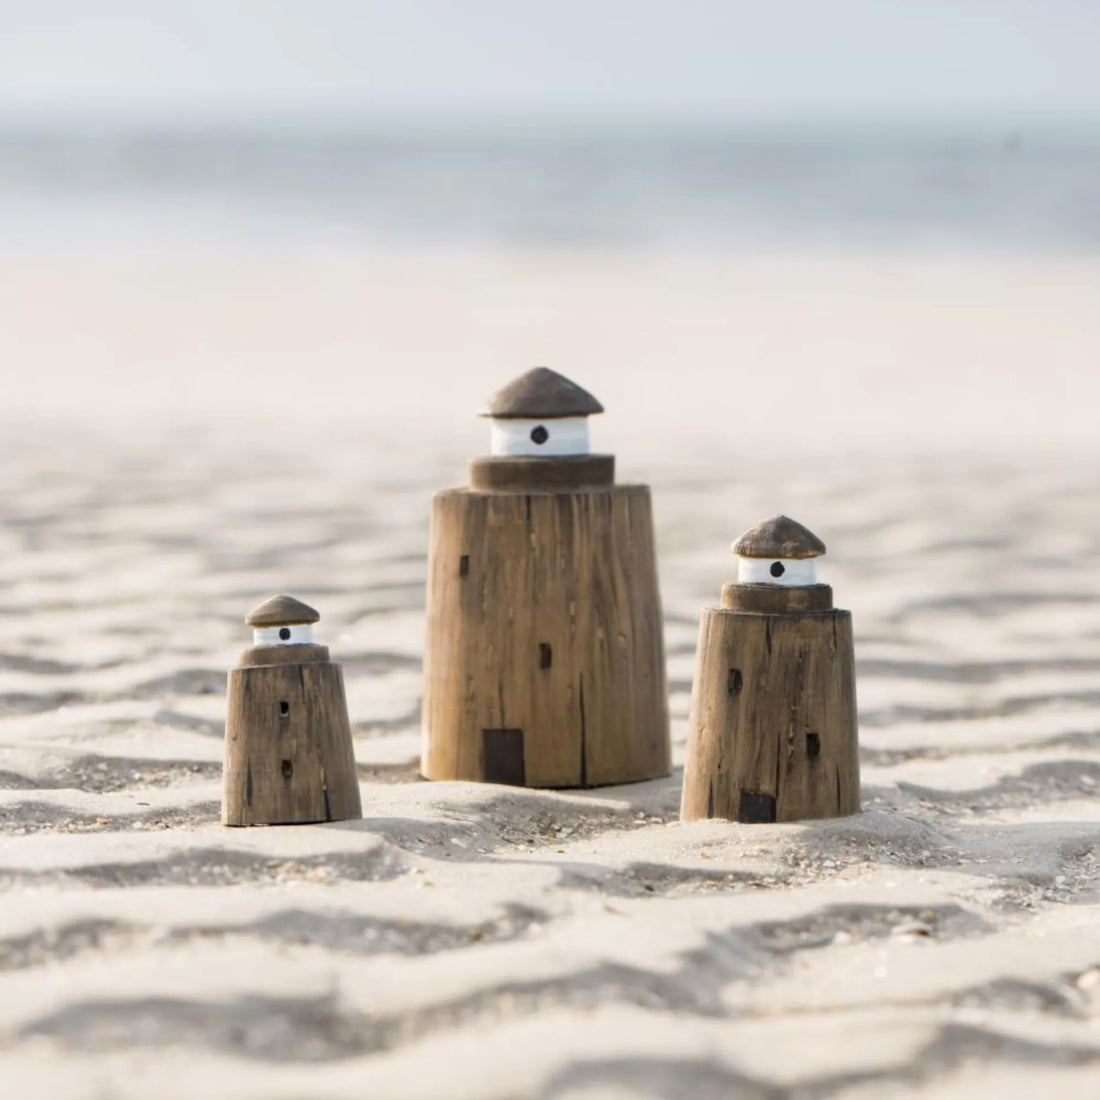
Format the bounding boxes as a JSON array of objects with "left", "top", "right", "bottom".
[{"left": 0, "top": 250, "right": 1097, "bottom": 1098}]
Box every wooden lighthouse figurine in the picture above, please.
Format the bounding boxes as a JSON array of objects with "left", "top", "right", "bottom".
[
  {"left": 681, "top": 515, "right": 860, "bottom": 823},
  {"left": 223, "top": 594, "right": 362, "bottom": 826},
  {"left": 422, "top": 366, "right": 671, "bottom": 788}
]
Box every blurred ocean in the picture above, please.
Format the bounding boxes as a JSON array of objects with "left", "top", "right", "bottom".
[
  {"left": 1, "top": 121, "right": 1099, "bottom": 254},
  {"left": 3, "top": 119, "right": 1099, "bottom": 443}
]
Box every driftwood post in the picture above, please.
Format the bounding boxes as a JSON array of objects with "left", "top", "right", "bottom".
[
  {"left": 681, "top": 515, "right": 860, "bottom": 823},
  {"left": 422, "top": 366, "right": 671, "bottom": 788},
  {"left": 223, "top": 594, "right": 362, "bottom": 826}
]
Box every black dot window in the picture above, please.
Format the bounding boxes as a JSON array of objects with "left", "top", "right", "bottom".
[
  {"left": 530, "top": 425, "right": 549, "bottom": 445},
  {"left": 278, "top": 627, "right": 292, "bottom": 641},
  {"left": 769, "top": 561, "right": 785, "bottom": 578}
]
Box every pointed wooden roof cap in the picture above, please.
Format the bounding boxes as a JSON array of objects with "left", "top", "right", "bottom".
[
  {"left": 245, "top": 594, "right": 321, "bottom": 627},
  {"left": 732, "top": 515, "right": 826, "bottom": 560},
  {"left": 480, "top": 367, "right": 604, "bottom": 419}
]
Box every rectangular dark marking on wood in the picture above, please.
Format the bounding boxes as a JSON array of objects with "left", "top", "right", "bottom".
[
  {"left": 280, "top": 759, "right": 293, "bottom": 780},
  {"left": 706, "top": 785, "right": 714, "bottom": 819},
  {"left": 539, "top": 643, "right": 553, "bottom": 670},
  {"left": 806, "top": 732, "right": 821, "bottom": 758},
  {"left": 727, "top": 667, "right": 743, "bottom": 694},
  {"left": 482, "top": 728, "right": 526, "bottom": 786},
  {"left": 738, "top": 790, "right": 776, "bottom": 823},
  {"left": 458, "top": 555, "right": 469, "bottom": 577},
  {"left": 279, "top": 700, "right": 290, "bottom": 718}
]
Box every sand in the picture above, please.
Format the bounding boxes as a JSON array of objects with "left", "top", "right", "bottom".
[{"left": 0, "top": 249, "right": 1097, "bottom": 1098}]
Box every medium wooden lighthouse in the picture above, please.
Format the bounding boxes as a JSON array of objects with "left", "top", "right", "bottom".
[
  {"left": 681, "top": 515, "right": 860, "bottom": 823},
  {"left": 422, "top": 366, "right": 671, "bottom": 788},
  {"left": 223, "top": 594, "right": 362, "bottom": 826}
]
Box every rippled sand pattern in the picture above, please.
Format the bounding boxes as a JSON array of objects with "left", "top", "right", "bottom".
[{"left": 0, "top": 429, "right": 1097, "bottom": 1099}]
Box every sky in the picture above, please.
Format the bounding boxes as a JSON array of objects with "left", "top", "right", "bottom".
[{"left": 1, "top": 0, "right": 1099, "bottom": 124}]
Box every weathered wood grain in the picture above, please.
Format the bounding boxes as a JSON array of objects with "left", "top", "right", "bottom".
[
  {"left": 422, "top": 483, "right": 670, "bottom": 788},
  {"left": 235, "top": 643, "right": 330, "bottom": 668},
  {"left": 480, "top": 366, "right": 604, "bottom": 418},
  {"left": 223, "top": 654, "right": 362, "bottom": 826},
  {"left": 681, "top": 606, "right": 860, "bottom": 822},
  {"left": 722, "top": 583, "right": 834, "bottom": 614},
  {"left": 469, "top": 454, "right": 615, "bottom": 492},
  {"left": 245, "top": 594, "right": 320, "bottom": 627}
]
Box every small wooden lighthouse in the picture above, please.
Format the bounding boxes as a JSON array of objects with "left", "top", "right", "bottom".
[
  {"left": 223, "top": 594, "right": 362, "bottom": 826},
  {"left": 422, "top": 366, "right": 671, "bottom": 788},
  {"left": 681, "top": 516, "right": 860, "bottom": 823}
]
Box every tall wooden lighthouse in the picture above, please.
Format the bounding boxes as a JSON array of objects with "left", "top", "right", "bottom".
[{"left": 422, "top": 367, "right": 671, "bottom": 789}]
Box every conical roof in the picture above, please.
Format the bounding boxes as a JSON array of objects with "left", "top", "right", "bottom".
[
  {"left": 480, "top": 367, "right": 604, "bottom": 419},
  {"left": 732, "top": 515, "right": 826, "bottom": 560},
  {"left": 245, "top": 594, "right": 321, "bottom": 627}
]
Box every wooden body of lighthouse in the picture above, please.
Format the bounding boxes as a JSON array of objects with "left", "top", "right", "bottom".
[
  {"left": 223, "top": 594, "right": 362, "bottom": 826},
  {"left": 681, "top": 516, "right": 860, "bottom": 823},
  {"left": 422, "top": 367, "right": 671, "bottom": 789}
]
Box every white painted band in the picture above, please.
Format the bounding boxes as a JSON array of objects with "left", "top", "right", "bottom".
[
  {"left": 253, "top": 624, "right": 315, "bottom": 645},
  {"left": 737, "top": 557, "right": 818, "bottom": 586},
  {"left": 490, "top": 416, "right": 591, "bottom": 457}
]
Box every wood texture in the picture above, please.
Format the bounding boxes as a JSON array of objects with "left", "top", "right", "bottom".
[
  {"left": 721, "top": 583, "right": 833, "bottom": 614},
  {"left": 236, "top": 643, "right": 330, "bottom": 668},
  {"left": 223, "top": 659, "right": 362, "bottom": 826},
  {"left": 245, "top": 594, "right": 320, "bottom": 627},
  {"left": 681, "top": 607, "right": 860, "bottom": 822},
  {"left": 422, "top": 484, "right": 670, "bottom": 788},
  {"left": 481, "top": 366, "right": 604, "bottom": 418},
  {"left": 732, "top": 515, "right": 826, "bottom": 559},
  {"left": 469, "top": 454, "right": 614, "bottom": 493}
]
